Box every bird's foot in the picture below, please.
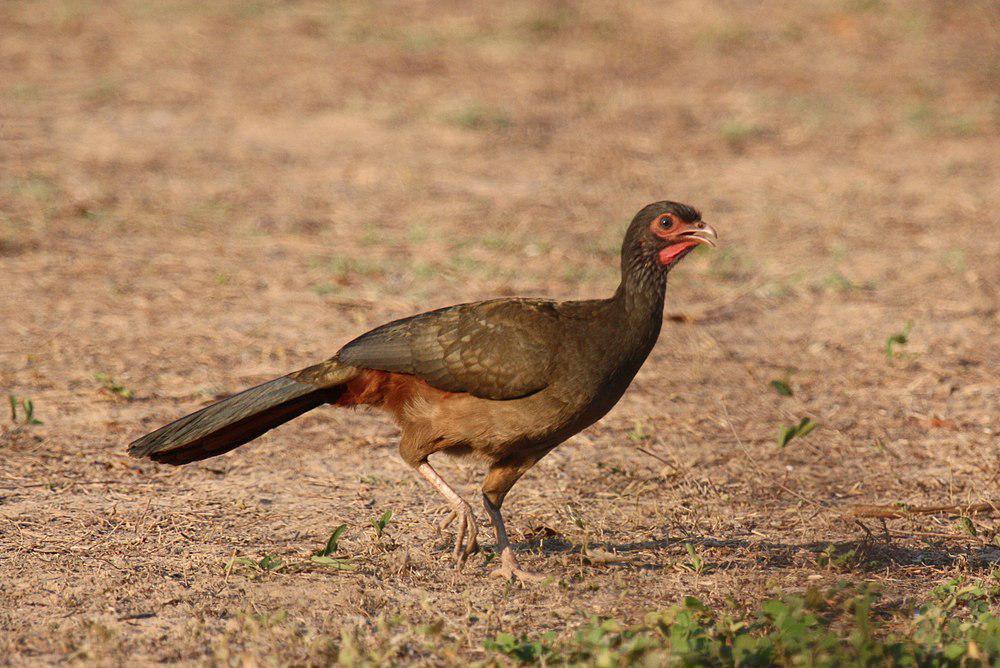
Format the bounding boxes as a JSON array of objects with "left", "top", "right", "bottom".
[
  {"left": 436, "top": 509, "right": 480, "bottom": 556},
  {"left": 448, "top": 502, "right": 479, "bottom": 565},
  {"left": 489, "top": 547, "right": 546, "bottom": 582}
]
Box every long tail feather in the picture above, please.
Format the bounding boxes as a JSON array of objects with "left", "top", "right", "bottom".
[{"left": 128, "top": 361, "right": 355, "bottom": 465}]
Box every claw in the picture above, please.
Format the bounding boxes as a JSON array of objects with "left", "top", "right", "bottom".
[
  {"left": 437, "top": 509, "right": 457, "bottom": 534},
  {"left": 437, "top": 509, "right": 478, "bottom": 555},
  {"left": 451, "top": 504, "right": 479, "bottom": 565},
  {"left": 489, "top": 547, "right": 546, "bottom": 582},
  {"left": 454, "top": 510, "right": 467, "bottom": 561}
]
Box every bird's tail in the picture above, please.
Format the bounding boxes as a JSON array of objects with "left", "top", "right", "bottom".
[{"left": 127, "top": 359, "right": 358, "bottom": 465}]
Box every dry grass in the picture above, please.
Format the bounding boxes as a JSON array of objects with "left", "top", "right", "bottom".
[{"left": 1, "top": 0, "right": 998, "bottom": 664}]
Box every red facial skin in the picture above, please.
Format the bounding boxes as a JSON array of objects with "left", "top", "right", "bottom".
[
  {"left": 658, "top": 240, "right": 701, "bottom": 266},
  {"left": 648, "top": 213, "right": 715, "bottom": 267}
]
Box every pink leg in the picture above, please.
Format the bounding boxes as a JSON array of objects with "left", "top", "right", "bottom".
[{"left": 415, "top": 461, "right": 479, "bottom": 563}]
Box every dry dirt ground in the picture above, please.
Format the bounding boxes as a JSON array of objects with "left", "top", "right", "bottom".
[{"left": 1, "top": 0, "right": 998, "bottom": 664}]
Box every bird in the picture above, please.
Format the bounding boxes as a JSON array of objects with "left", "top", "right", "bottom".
[{"left": 128, "top": 201, "right": 718, "bottom": 580}]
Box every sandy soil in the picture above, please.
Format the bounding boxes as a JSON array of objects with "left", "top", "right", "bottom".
[{"left": 1, "top": 0, "right": 997, "bottom": 664}]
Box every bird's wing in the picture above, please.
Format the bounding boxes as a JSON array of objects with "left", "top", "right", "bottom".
[{"left": 336, "top": 299, "right": 561, "bottom": 400}]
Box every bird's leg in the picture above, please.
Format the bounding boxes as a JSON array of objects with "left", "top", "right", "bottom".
[
  {"left": 482, "top": 494, "right": 545, "bottom": 582},
  {"left": 482, "top": 459, "right": 546, "bottom": 582},
  {"left": 414, "top": 460, "right": 479, "bottom": 563}
]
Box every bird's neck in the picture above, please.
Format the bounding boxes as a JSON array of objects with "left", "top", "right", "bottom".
[{"left": 611, "top": 252, "right": 667, "bottom": 349}]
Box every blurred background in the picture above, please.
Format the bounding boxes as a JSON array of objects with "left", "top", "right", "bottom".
[{"left": 1, "top": 0, "right": 997, "bottom": 663}]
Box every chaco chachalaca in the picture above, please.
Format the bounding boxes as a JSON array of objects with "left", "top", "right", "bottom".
[{"left": 129, "top": 201, "right": 718, "bottom": 580}]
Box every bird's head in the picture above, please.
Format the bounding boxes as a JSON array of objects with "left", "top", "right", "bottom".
[{"left": 623, "top": 201, "right": 718, "bottom": 272}]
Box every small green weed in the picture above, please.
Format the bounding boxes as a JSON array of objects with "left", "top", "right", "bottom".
[
  {"left": 886, "top": 322, "right": 913, "bottom": 358},
  {"left": 8, "top": 395, "right": 42, "bottom": 425},
  {"left": 94, "top": 373, "right": 134, "bottom": 401},
  {"left": 309, "top": 526, "right": 356, "bottom": 570},
  {"left": 484, "top": 631, "right": 556, "bottom": 663},
  {"left": 225, "top": 526, "right": 361, "bottom": 577},
  {"left": 258, "top": 554, "right": 283, "bottom": 571},
  {"left": 820, "top": 271, "right": 876, "bottom": 293},
  {"left": 626, "top": 420, "right": 649, "bottom": 442},
  {"left": 958, "top": 516, "right": 978, "bottom": 538},
  {"left": 316, "top": 524, "right": 348, "bottom": 556},
  {"left": 227, "top": 554, "right": 284, "bottom": 573},
  {"left": 770, "top": 379, "right": 793, "bottom": 397},
  {"left": 371, "top": 510, "right": 393, "bottom": 538},
  {"left": 309, "top": 555, "right": 356, "bottom": 570},
  {"left": 777, "top": 417, "right": 817, "bottom": 447},
  {"left": 816, "top": 544, "right": 862, "bottom": 572},
  {"left": 678, "top": 542, "right": 711, "bottom": 575}
]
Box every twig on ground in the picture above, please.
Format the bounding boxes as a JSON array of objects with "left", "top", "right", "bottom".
[{"left": 635, "top": 446, "right": 680, "bottom": 473}]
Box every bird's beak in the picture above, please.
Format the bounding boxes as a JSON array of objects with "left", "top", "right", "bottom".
[{"left": 675, "top": 222, "right": 718, "bottom": 248}]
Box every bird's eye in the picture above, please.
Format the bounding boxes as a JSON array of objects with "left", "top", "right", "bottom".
[{"left": 659, "top": 216, "right": 674, "bottom": 229}]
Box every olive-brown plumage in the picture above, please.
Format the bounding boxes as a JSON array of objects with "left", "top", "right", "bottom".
[{"left": 129, "top": 201, "right": 718, "bottom": 579}]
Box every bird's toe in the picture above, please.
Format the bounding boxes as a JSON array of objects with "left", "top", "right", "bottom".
[
  {"left": 450, "top": 504, "right": 479, "bottom": 565},
  {"left": 489, "top": 547, "right": 546, "bottom": 582}
]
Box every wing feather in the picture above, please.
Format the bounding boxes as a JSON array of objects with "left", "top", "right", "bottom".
[{"left": 337, "top": 299, "right": 559, "bottom": 400}]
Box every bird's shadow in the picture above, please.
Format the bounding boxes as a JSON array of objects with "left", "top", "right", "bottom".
[{"left": 513, "top": 532, "right": 1000, "bottom": 572}]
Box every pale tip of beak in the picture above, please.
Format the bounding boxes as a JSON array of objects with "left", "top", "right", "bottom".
[{"left": 680, "top": 224, "right": 718, "bottom": 247}]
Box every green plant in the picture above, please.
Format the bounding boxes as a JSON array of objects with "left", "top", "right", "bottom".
[
  {"left": 226, "top": 554, "right": 284, "bottom": 574},
  {"left": 309, "top": 525, "right": 355, "bottom": 569},
  {"left": 308, "top": 524, "right": 356, "bottom": 570},
  {"left": 820, "top": 271, "right": 875, "bottom": 293},
  {"left": 316, "top": 524, "right": 348, "bottom": 556},
  {"left": 679, "top": 542, "right": 709, "bottom": 575},
  {"left": 777, "top": 417, "right": 816, "bottom": 447},
  {"left": 482, "top": 579, "right": 1000, "bottom": 666},
  {"left": 816, "top": 544, "right": 860, "bottom": 572},
  {"left": 770, "top": 379, "right": 793, "bottom": 397},
  {"left": 484, "top": 631, "right": 556, "bottom": 663},
  {"left": 309, "top": 555, "right": 356, "bottom": 570},
  {"left": 909, "top": 577, "right": 1000, "bottom": 661},
  {"left": 258, "top": 554, "right": 283, "bottom": 571},
  {"left": 226, "top": 541, "right": 357, "bottom": 575},
  {"left": 8, "top": 395, "right": 42, "bottom": 425},
  {"left": 886, "top": 322, "right": 913, "bottom": 358},
  {"left": 371, "top": 510, "right": 393, "bottom": 538},
  {"left": 94, "top": 372, "right": 134, "bottom": 401},
  {"left": 626, "top": 420, "right": 649, "bottom": 441},
  {"left": 958, "top": 516, "right": 978, "bottom": 537}
]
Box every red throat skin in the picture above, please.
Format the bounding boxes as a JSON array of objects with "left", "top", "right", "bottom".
[{"left": 658, "top": 241, "right": 699, "bottom": 267}]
